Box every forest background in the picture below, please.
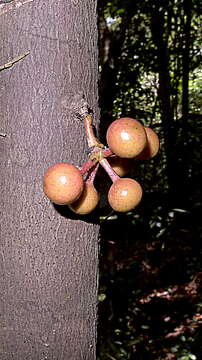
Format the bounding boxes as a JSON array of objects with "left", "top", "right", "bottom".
[{"left": 97, "top": 0, "right": 202, "bottom": 359}]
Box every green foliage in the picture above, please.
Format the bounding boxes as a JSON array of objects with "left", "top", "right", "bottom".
[
  {"left": 189, "top": 69, "right": 202, "bottom": 113},
  {"left": 98, "top": 0, "right": 202, "bottom": 359}
]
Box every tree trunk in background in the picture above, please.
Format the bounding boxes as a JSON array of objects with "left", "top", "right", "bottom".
[
  {"left": 0, "top": 1, "right": 99, "bottom": 359},
  {"left": 98, "top": 2, "right": 137, "bottom": 139},
  {"left": 151, "top": 7, "right": 176, "bottom": 197},
  {"left": 182, "top": 0, "right": 192, "bottom": 121}
]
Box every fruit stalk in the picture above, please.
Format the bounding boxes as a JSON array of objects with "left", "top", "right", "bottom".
[
  {"left": 79, "top": 158, "right": 98, "bottom": 176},
  {"left": 83, "top": 113, "right": 104, "bottom": 149},
  {"left": 79, "top": 148, "right": 113, "bottom": 176},
  {"left": 99, "top": 158, "right": 120, "bottom": 183},
  {"left": 87, "top": 163, "right": 100, "bottom": 184}
]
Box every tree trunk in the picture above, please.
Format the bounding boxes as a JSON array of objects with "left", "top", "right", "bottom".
[
  {"left": 98, "top": 2, "right": 137, "bottom": 139},
  {"left": 182, "top": 0, "right": 192, "bottom": 120},
  {"left": 0, "top": 1, "right": 99, "bottom": 359},
  {"left": 151, "top": 7, "right": 176, "bottom": 195}
]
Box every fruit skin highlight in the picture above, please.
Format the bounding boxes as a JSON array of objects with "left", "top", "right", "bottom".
[
  {"left": 106, "top": 117, "right": 147, "bottom": 159},
  {"left": 43, "top": 162, "right": 84, "bottom": 205},
  {"left": 108, "top": 178, "right": 143, "bottom": 212},
  {"left": 43, "top": 108, "right": 159, "bottom": 213},
  {"left": 137, "top": 127, "right": 160, "bottom": 160},
  {"left": 69, "top": 182, "right": 99, "bottom": 215}
]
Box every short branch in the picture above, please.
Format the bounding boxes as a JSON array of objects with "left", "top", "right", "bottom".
[{"left": 0, "top": 51, "right": 29, "bottom": 72}]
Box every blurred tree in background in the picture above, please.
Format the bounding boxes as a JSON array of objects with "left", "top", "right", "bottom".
[{"left": 97, "top": 0, "right": 202, "bottom": 359}]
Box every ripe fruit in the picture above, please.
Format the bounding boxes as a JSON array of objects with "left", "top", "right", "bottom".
[
  {"left": 69, "top": 182, "right": 99, "bottom": 215},
  {"left": 108, "top": 157, "right": 131, "bottom": 177},
  {"left": 106, "top": 117, "right": 147, "bottom": 158},
  {"left": 43, "top": 162, "right": 84, "bottom": 205},
  {"left": 137, "top": 127, "right": 160, "bottom": 160},
  {"left": 43, "top": 110, "right": 160, "bottom": 214},
  {"left": 108, "top": 178, "right": 143, "bottom": 212}
]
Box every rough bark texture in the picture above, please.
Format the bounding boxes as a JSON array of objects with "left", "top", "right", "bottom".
[{"left": 0, "top": 1, "right": 99, "bottom": 359}]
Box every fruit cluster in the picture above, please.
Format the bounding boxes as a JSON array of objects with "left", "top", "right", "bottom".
[{"left": 43, "top": 111, "right": 159, "bottom": 215}]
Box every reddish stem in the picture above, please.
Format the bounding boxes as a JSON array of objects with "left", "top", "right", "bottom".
[
  {"left": 99, "top": 158, "right": 120, "bottom": 183},
  {"left": 84, "top": 114, "right": 103, "bottom": 148},
  {"left": 86, "top": 163, "right": 100, "bottom": 184},
  {"left": 79, "top": 148, "right": 114, "bottom": 176},
  {"left": 103, "top": 148, "right": 113, "bottom": 158},
  {"left": 79, "top": 158, "right": 97, "bottom": 176}
]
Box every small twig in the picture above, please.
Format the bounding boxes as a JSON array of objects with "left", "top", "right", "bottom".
[
  {"left": 0, "top": 0, "right": 33, "bottom": 15},
  {"left": 0, "top": 51, "right": 29, "bottom": 72}
]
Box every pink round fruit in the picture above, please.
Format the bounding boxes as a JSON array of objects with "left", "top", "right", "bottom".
[
  {"left": 106, "top": 117, "right": 147, "bottom": 158},
  {"left": 108, "top": 178, "right": 143, "bottom": 212},
  {"left": 69, "top": 183, "right": 99, "bottom": 215},
  {"left": 43, "top": 162, "right": 84, "bottom": 205},
  {"left": 137, "top": 127, "right": 160, "bottom": 160}
]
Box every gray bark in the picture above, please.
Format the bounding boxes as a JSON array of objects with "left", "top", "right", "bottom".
[{"left": 0, "top": 1, "right": 99, "bottom": 359}]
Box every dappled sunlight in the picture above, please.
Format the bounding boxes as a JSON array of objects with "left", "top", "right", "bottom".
[{"left": 97, "top": 0, "right": 201, "bottom": 358}]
